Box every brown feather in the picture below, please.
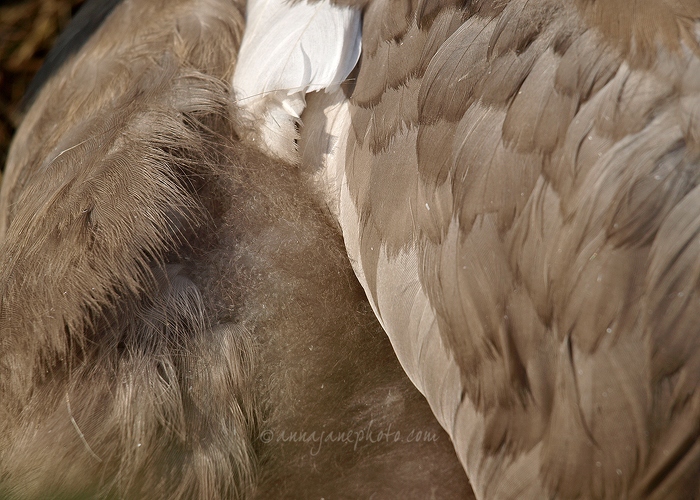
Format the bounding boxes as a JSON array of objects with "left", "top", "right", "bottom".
[
  {"left": 453, "top": 101, "right": 541, "bottom": 231},
  {"left": 574, "top": 0, "right": 700, "bottom": 67}
]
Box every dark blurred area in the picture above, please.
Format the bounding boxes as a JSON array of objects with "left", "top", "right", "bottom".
[{"left": 0, "top": 0, "right": 85, "bottom": 172}]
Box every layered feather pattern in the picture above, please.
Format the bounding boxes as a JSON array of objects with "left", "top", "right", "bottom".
[{"left": 298, "top": 0, "right": 700, "bottom": 498}]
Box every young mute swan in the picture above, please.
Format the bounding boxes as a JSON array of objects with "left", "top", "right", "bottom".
[{"left": 2, "top": 0, "right": 700, "bottom": 498}]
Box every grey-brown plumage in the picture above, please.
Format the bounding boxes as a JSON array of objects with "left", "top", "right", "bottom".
[
  {"left": 0, "top": 0, "right": 472, "bottom": 498},
  {"left": 5, "top": 0, "right": 700, "bottom": 498},
  {"left": 303, "top": 0, "right": 700, "bottom": 498}
]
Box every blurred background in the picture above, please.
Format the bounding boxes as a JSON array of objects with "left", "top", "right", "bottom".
[{"left": 0, "top": 0, "right": 85, "bottom": 170}]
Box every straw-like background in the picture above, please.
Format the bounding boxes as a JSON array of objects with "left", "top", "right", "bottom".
[{"left": 0, "top": 0, "right": 85, "bottom": 170}]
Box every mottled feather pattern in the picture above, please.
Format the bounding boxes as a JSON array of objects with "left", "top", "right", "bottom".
[{"left": 334, "top": 0, "right": 700, "bottom": 497}]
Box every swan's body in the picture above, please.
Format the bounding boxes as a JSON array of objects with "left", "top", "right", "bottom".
[{"left": 2, "top": 0, "right": 700, "bottom": 498}]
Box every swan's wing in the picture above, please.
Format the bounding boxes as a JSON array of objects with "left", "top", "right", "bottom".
[{"left": 302, "top": 1, "right": 700, "bottom": 497}]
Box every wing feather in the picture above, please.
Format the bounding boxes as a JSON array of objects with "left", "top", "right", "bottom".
[{"left": 301, "top": 1, "right": 700, "bottom": 498}]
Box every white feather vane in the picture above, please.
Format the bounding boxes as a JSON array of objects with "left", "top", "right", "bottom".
[
  {"left": 235, "top": 0, "right": 361, "bottom": 97},
  {"left": 232, "top": 0, "right": 361, "bottom": 163}
]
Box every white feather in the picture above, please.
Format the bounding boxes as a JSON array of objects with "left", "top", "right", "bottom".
[{"left": 232, "top": 0, "right": 361, "bottom": 162}]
